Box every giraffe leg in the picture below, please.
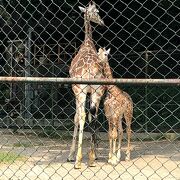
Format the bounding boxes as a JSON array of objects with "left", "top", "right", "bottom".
[
  {"left": 108, "top": 139, "right": 113, "bottom": 163},
  {"left": 74, "top": 94, "right": 86, "bottom": 169},
  {"left": 110, "top": 125, "right": 119, "bottom": 165},
  {"left": 92, "top": 115, "right": 99, "bottom": 161},
  {"left": 88, "top": 93, "right": 101, "bottom": 167},
  {"left": 88, "top": 112, "right": 98, "bottom": 161},
  {"left": 117, "top": 118, "right": 123, "bottom": 163},
  {"left": 107, "top": 119, "right": 119, "bottom": 165},
  {"left": 67, "top": 113, "right": 78, "bottom": 162},
  {"left": 125, "top": 125, "right": 131, "bottom": 161},
  {"left": 105, "top": 105, "right": 115, "bottom": 164},
  {"left": 108, "top": 122, "right": 113, "bottom": 163},
  {"left": 88, "top": 106, "right": 97, "bottom": 167},
  {"left": 124, "top": 108, "right": 132, "bottom": 161}
]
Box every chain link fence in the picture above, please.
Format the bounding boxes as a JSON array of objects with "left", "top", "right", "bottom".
[{"left": 0, "top": 0, "right": 180, "bottom": 179}]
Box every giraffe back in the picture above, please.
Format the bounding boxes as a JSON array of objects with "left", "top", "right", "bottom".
[
  {"left": 104, "top": 85, "right": 133, "bottom": 119},
  {"left": 70, "top": 38, "right": 104, "bottom": 79}
]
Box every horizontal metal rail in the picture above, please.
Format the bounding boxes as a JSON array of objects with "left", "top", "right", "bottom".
[{"left": 0, "top": 76, "right": 180, "bottom": 85}]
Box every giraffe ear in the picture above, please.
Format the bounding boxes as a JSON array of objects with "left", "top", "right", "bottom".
[
  {"left": 106, "top": 48, "right": 111, "bottom": 55},
  {"left": 88, "top": 3, "right": 96, "bottom": 11},
  {"left": 97, "top": 48, "right": 101, "bottom": 55},
  {"left": 79, "top": 6, "right": 86, "bottom": 12},
  {"left": 92, "top": 1, "right": 96, "bottom": 6}
]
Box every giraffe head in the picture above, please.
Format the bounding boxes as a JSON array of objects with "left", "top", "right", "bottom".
[
  {"left": 79, "top": 1, "right": 104, "bottom": 26},
  {"left": 98, "top": 47, "right": 111, "bottom": 63}
]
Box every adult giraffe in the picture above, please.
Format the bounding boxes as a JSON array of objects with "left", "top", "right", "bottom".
[
  {"left": 98, "top": 47, "right": 133, "bottom": 165},
  {"left": 68, "top": 1, "right": 105, "bottom": 169}
]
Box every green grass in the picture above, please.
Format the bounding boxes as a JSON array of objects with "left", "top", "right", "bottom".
[{"left": 0, "top": 152, "right": 24, "bottom": 164}]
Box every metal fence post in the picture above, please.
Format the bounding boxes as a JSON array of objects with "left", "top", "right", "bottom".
[{"left": 24, "top": 27, "right": 33, "bottom": 119}]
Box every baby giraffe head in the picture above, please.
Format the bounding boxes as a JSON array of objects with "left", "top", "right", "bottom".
[
  {"left": 98, "top": 47, "right": 111, "bottom": 63},
  {"left": 79, "top": 1, "right": 104, "bottom": 26}
]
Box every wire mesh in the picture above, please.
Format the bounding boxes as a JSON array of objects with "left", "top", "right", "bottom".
[{"left": 0, "top": 0, "right": 180, "bottom": 179}]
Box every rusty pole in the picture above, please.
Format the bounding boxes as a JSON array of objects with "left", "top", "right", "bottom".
[{"left": 0, "top": 77, "right": 180, "bottom": 86}]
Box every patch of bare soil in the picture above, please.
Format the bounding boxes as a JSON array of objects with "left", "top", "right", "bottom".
[{"left": 0, "top": 132, "right": 179, "bottom": 180}]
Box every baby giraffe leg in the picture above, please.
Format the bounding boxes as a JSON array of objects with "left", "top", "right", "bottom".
[
  {"left": 124, "top": 109, "right": 132, "bottom": 161},
  {"left": 125, "top": 126, "right": 131, "bottom": 161},
  {"left": 108, "top": 122, "right": 113, "bottom": 163},
  {"left": 117, "top": 118, "right": 123, "bottom": 162},
  {"left": 109, "top": 123, "right": 119, "bottom": 165}
]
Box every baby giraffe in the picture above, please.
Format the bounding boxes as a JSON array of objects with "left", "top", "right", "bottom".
[{"left": 98, "top": 47, "right": 133, "bottom": 165}]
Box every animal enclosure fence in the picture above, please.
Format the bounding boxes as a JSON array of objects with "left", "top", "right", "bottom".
[{"left": 0, "top": 0, "right": 180, "bottom": 179}]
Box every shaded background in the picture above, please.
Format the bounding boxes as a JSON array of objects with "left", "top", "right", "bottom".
[{"left": 0, "top": 0, "right": 180, "bottom": 133}]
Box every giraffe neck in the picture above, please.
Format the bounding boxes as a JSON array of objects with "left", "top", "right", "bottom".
[
  {"left": 103, "top": 62, "right": 113, "bottom": 79},
  {"left": 79, "top": 12, "right": 96, "bottom": 52},
  {"left": 108, "top": 84, "right": 121, "bottom": 96},
  {"left": 102, "top": 61, "right": 116, "bottom": 93},
  {"left": 84, "top": 13, "right": 92, "bottom": 42}
]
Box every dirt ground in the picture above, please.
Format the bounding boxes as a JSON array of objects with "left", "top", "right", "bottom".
[{"left": 0, "top": 130, "right": 179, "bottom": 180}]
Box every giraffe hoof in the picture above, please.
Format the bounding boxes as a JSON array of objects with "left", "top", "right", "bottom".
[
  {"left": 89, "top": 163, "right": 96, "bottom": 167},
  {"left": 88, "top": 161, "right": 96, "bottom": 167},
  {"left": 67, "top": 158, "right": 75, "bottom": 162},
  {"left": 108, "top": 159, "right": 112, "bottom": 164},
  {"left": 125, "top": 152, "right": 130, "bottom": 161},
  {"left": 74, "top": 162, "right": 82, "bottom": 169},
  {"left": 109, "top": 161, "right": 118, "bottom": 166},
  {"left": 125, "top": 157, "right": 130, "bottom": 161},
  {"left": 108, "top": 156, "right": 119, "bottom": 166}
]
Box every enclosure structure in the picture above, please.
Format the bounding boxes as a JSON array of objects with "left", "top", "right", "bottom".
[{"left": 0, "top": 0, "right": 180, "bottom": 179}]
